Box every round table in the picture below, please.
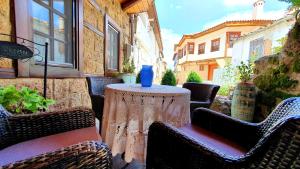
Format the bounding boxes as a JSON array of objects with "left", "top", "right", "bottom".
[{"left": 101, "top": 84, "right": 190, "bottom": 162}]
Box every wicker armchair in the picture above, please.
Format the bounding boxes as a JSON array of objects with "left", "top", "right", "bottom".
[
  {"left": 0, "top": 107, "right": 112, "bottom": 169},
  {"left": 182, "top": 82, "right": 220, "bottom": 112},
  {"left": 147, "top": 97, "right": 300, "bottom": 169},
  {"left": 86, "top": 76, "right": 122, "bottom": 132}
]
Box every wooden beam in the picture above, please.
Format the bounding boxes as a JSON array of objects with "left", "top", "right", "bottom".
[{"left": 121, "top": 0, "right": 141, "bottom": 11}]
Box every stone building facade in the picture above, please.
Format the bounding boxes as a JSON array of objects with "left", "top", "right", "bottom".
[{"left": 0, "top": 0, "right": 158, "bottom": 111}]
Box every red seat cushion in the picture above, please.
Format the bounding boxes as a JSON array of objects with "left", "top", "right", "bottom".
[
  {"left": 0, "top": 127, "right": 101, "bottom": 166},
  {"left": 180, "top": 124, "right": 247, "bottom": 157}
]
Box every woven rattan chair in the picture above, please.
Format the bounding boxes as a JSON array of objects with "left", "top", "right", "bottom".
[
  {"left": 0, "top": 107, "right": 112, "bottom": 169},
  {"left": 86, "top": 76, "right": 123, "bottom": 132},
  {"left": 147, "top": 97, "right": 300, "bottom": 169},
  {"left": 182, "top": 82, "right": 220, "bottom": 112}
]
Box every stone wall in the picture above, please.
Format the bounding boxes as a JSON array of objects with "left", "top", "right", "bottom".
[
  {"left": 0, "top": 0, "right": 13, "bottom": 68},
  {"left": 83, "top": 0, "right": 130, "bottom": 75},
  {"left": 0, "top": 0, "right": 131, "bottom": 111}
]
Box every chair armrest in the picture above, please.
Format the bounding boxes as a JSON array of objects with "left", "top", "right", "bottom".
[
  {"left": 147, "top": 122, "right": 243, "bottom": 169},
  {"left": 2, "top": 141, "right": 112, "bottom": 169},
  {"left": 192, "top": 108, "right": 260, "bottom": 148},
  {"left": 6, "top": 107, "right": 95, "bottom": 146}
]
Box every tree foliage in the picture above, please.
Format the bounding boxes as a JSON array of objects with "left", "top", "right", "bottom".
[
  {"left": 161, "top": 70, "right": 177, "bottom": 86},
  {"left": 186, "top": 71, "right": 203, "bottom": 83}
]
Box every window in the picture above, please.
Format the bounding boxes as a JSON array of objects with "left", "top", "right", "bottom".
[
  {"left": 32, "top": 0, "right": 73, "bottom": 66},
  {"left": 178, "top": 49, "right": 183, "bottom": 58},
  {"left": 183, "top": 45, "right": 186, "bottom": 56},
  {"left": 211, "top": 38, "right": 220, "bottom": 52},
  {"left": 249, "top": 38, "right": 264, "bottom": 59},
  {"left": 105, "top": 15, "right": 121, "bottom": 72},
  {"left": 15, "top": 0, "right": 82, "bottom": 77},
  {"left": 188, "top": 42, "right": 194, "bottom": 54},
  {"left": 198, "top": 43, "right": 205, "bottom": 54},
  {"left": 227, "top": 32, "right": 241, "bottom": 48},
  {"left": 199, "top": 65, "right": 204, "bottom": 71}
]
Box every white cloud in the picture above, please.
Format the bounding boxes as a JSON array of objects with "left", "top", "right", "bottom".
[
  {"left": 203, "top": 9, "right": 286, "bottom": 29},
  {"left": 223, "top": 0, "right": 253, "bottom": 7},
  {"left": 161, "top": 28, "right": 182, "bottom": 70}
]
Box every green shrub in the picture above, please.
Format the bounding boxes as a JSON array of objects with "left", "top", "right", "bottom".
[
  {"left": 0, "top": 85, "right": 55, "bottom": 114},
  {"left": 292, "top": 58, "right": 300, "bottom": 73},
  {"left": 161, "top": 70, "right": 176, "bottom": 86},
  {"left": 237, "top": 61, "right": 253, "bottom": 82},
  {"left": 136, "top": 70, "right": 141, "bottom": 83},
  {"left": 186, "top": 71, "right": 203, "bottom": 83},
  {"left": 217, "top": 85, "right": 230, "bottom": 96}
]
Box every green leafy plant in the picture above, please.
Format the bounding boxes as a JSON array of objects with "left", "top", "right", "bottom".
[
  {"left": 0, "top": 85, "right": 55, "bottom": 114},
  {"left": 122, "top": 57, "right": 135, "bottom": 74},
  {"left": 217, "top": 85, "right": 231, "bottom": 96},
  {"left": 272, "top": 37, "right": 287, "bottom": 54},
  {"left": 237, "top": 61, "right": 253, "bottom": 82},
  {"left": 254, "top": 64, "right": 298, "bottom": 92},
  {"left": 186, "top": 71, "right": 203, "bottom": 83},
  {"left": 161, "top": 69, "right": 177, "bottom": 86},
  {"left": 279, "top": 0, "right": 300, "bottom": 8},
  {"left": 293, "top": 58, "right": 300, "bottom": 72}
]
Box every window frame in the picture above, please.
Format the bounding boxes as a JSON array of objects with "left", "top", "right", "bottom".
[
  {"left": 178, "top": 49, "right": 183, "bottom": 58},
  {"left": 188, "top": 42, "right": 194, "bottom": 54},
  {"left": 211, "top": 38, "right": 220, "bottom": 52},
  {"left": 198, "top": 43, "right": 206, "bottom": 55},
  {"left": 14, "top": 0, "right": 83, "bottom": 78},
  {"left": 227, "top": 32, "right": 241, "bottom": 48},
  {"left": 104, "top": 14, "right": 121, "bottom": 74}
]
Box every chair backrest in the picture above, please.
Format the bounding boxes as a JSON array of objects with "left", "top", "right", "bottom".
[
  {"left": 182, "top": 82, "right": 220, "bottom": 103},
  {"left": 86, "top": 76, "right": 123, "bottom": 96},
  {"left": 258, "top": 97, "right": 300, "bottom": 136},
  {"left": 0, "top": 105, "right": 11, "bottom": 149}
]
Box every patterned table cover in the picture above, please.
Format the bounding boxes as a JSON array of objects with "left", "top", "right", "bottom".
[{"left": 101, "top": 84, "right": 190, "bottom": 162}]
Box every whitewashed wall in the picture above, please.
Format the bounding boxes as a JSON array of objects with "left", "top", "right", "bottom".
[
  {"left": 132, "top": 12, "right": 163, "bottom": 83},
  {"left": 232, "top": 15, "right": 295, "bottom": 67}
]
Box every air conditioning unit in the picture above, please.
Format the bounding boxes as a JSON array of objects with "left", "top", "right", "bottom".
[{"left": 124, "top": 43, "right": 133, "bottom": 58}]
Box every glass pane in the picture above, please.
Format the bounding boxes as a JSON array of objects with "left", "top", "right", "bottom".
[
  {"left": 54, "top": 40, "right": 67, "bottom": 63},
  {"left": 108, "top": 25, "right": 119, "bottom": 70},
  {"left": 32, "top": 1, "right": 50, "bottom": 34},
  {"left": 53, "top": 0, "right": 64, "bottom": 14},
  {"left": 33, "top": 34, "right": 50, "bottom": 62},
  {"left": 54, "top": 14, "right": 65, "bottom": 41}
]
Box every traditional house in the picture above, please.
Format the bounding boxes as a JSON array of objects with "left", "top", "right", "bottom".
[
  {"left": 0, "top": 0, "right": 163, "bottom": 110},
  {"left": 173, "top": 0, "right": 272, "bottom": 84},
  {"left": 232, "top": 14, "right": 295, "bottom": 66}
]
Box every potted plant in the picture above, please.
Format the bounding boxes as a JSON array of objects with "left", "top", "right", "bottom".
[
  {"left": 231, "top": 61, "right": 256, "bottom": 122},
  {"left": 0, "top": 85, "right": 55, "bottom": 115},
  {"left": 121, "top": 57, "right": 136, "bottom": 84},
  {"left": 161, "top": 69, "right": 177, "bottom": 86},
  {"left": 186, "top": 71, "right": 203, "bottom": 83}
]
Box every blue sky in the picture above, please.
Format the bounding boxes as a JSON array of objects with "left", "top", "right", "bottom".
[{"left": 155, "top": 0, "right": 290, "bottom": 68}]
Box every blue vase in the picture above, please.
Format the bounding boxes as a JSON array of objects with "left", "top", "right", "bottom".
[{"left": 140, "top": 65, "right": 154, "bottom": 87}]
